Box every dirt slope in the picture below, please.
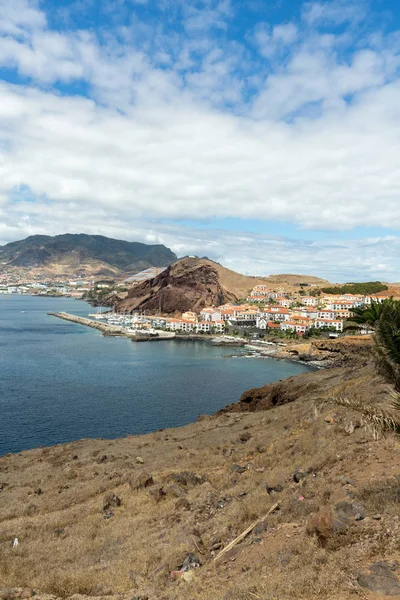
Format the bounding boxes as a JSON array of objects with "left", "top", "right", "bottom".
[
  {"left": 2, "top": 341, "right": 400, "bottom": 600},
  {"left": 263, "top": 273, "right": 330, "bottom": 287}
]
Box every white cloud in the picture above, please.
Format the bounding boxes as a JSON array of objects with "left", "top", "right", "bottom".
[
  {"left": 0, "top": 206, "right": 399, "bottom": 282},
  {"left": 2, "top": 77, "right": 400, "bottom": 231},
  {"left": 272, "top": 23, "right": 298, "bottom": 44},
  {"left": 302, "top": 0, "right": 368, "bottom": 26},
  {"left": 0, "top": 0, "right": 46, "bottom": 36},
  {"left": 254, "top": 22, "right": 299, "bottom": 58},
  {"left": 0, "top": 0, "right": 400, "bottom": 280}
]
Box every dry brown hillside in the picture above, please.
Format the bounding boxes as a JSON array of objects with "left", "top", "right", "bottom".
[
  {"left": 2, "top": 340, "right": 400, "bottom": 600},
  {"left": 262, "top": 273, "right": 330, "bottom": 288},
  {"left": 195, "top": 261, "right": 329, "bottom": 296}
]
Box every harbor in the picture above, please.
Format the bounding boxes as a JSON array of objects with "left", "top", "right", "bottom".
[
  {"left": 49, "top": 311, "right": 249, "bottom": 344},
  {"left": 50, "top": 311, "right": 179, "bottom": 340}
]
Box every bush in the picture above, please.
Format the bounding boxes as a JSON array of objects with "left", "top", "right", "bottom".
[{"left": 321, "top": 282, "right": 388, "bottom": 295}]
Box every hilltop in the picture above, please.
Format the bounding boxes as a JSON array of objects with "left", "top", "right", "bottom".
[
  {"left": 262, "top": 273, "right": 330, "bottom": 289},
  {"left": 0, "top": 234, "right": 177, "bottom": 278},
  {"left": 116, "top": 257, "right": 238, "bottom": 314},
  {"left": 212, "top": 267, "right": 328, "bottom": 296},
  {"left": 2, "top": 337, "right": 400, "bottom": 600}
]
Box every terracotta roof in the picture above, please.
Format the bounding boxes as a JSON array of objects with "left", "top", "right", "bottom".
[{"left": 316, "top": 318, "right": 343, "bottom": 323}]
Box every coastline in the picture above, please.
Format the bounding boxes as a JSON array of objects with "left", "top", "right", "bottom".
[
  {"left": 2, "top": 300, "right": 382, "bottom": 599},
  {"left": 7, "top": 298, "right": 315, "bottom": 457},
  {"left": 48, "top": 311, "right": 334, "bottom": 368}
]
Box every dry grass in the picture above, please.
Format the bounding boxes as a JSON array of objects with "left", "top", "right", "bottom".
[
  {"left": 320, "top": 392, "right": 400, "bottom": 438},
  {"left": 2, "top": 366, "right": 400, "bottom": 599},
  {"left": 359, "top": 477, "right": 400, "bottom": 515}
]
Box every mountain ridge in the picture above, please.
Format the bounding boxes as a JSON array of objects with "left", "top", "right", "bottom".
[{"left": 0, "top": 233, "right": 177, "bottom": 277}]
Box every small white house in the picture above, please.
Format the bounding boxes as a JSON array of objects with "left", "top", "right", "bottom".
[
  {"left": 256, "top": 317, "right": 268, "bottom": 330},
  {"left": 301, "top": 296, "right": 318, "bottom": 307},
  {"left": 315, "top": 319, "right": 343, "bottom": 332},
  {"left": 211, "top": 320, "right": 225, "bottom": 333},
  {"left": 200, "top": 308, "right": 222, "bottom": 322},
  {"left": 318, "top": 311, "right": 336, "bottom": 320}
]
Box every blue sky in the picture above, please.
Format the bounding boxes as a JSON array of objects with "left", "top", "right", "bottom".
[{"left": 1, "top": 0, "right": 400, "bottom": 281}]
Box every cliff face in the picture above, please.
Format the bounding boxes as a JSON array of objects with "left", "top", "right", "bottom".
[
  {"left": 278, "top": 336, "right": 374, "bottom": 369},
  {"left": 117, "top": 257, "right": 238, "bottom": 314}
]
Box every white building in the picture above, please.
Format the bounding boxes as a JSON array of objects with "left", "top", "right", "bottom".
[
  {"left": 364, "top": 296, "right": 390, "bottom": 305},
  {"left": 256, "top": 317, "right": 268, "bottom": 329},
  {"left": 165, "top": 319, "right": 196, "bottom": 332},
  {"left": 263, "top": 307, "right": 290, "bottom": 322},
  {"left": 315, "top": 319, "right": 343, "bottom": 332},
  {"left": 196, "top": 321, "right": 211, "bottom": 333},
  {"left": 328, "top": 301, "right": 356, "bottom": 311},
  {"left": 301, "top": 296, "right": 318, "bottom": 307},
  {"left": 211, "top": 320, "right": 225, "bottom": 333},
  {"left": 280, "top": 321, "right": 309, "bottom": 335},
  {"left": 200, "top": 308, "right": 222, "bottom": 322},
  {"left": 276, "top": 297, "right": 291, "bottom": 308},
  {"left": 233, "top": 309, "right": 259, "bottom": 324},
  {"left": 318, "top": 310, "right": 337, "bottom": 320}
]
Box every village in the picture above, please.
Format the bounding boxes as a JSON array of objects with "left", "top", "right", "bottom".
[
  {"left": 1, "top": 268, "right": 396, "bottom": 339},
  {"left": 159, "top": 285, "right": 393, "bottom": 337},
  {"left": 90, "top": 284, "right": 394, "bottom": 339},
  {"left": 0, "top": 273, "right": 94, "bottom": 297}
]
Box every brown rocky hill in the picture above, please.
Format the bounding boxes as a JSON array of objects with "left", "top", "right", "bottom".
[
  {"left": 3, "top": 338, "right": 400, "bottom": 600},
  {"left": 116, "top": 258, "right": 240, "bottom": 314}
]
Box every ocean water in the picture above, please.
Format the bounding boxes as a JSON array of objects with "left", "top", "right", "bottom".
[{"left": 0, "top": 295, "right": 315, "bottom": 455}]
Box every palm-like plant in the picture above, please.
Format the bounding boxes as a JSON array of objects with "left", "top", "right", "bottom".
[
  {"left": 373, "top": 302, "right": 400, "bottom": 392},
  {"left": 345, "top": 298, "right": 394, "bottom": 332},
  {"left": 324, "top": 299, "right": 400, "bottom": 434}
]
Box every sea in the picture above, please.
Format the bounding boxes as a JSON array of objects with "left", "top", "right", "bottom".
[{"left": 0, "top": 295, "right": 315, "bottom": 456}]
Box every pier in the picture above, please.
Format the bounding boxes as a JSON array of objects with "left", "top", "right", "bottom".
[
  {"left": 48, "top": 312, "right": 127, "bottom": 335},
  {"left": 48, "top": 312, "right": 176, "bottom": 340}
]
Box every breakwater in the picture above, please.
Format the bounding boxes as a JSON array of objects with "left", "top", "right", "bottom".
[
  {"left": 48, "top": 312, "right": 176, "bottom": 340},
  {"left": 48, "top": 312, "right": 126, "bottom": 335}
]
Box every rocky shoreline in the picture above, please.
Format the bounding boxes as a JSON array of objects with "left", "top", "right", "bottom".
[
  {"left": 49, "top": 312, "right": 372, "bottom": 373},
  {"left": 243, "top": 336, "right": 373, "bottom": 369}
]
